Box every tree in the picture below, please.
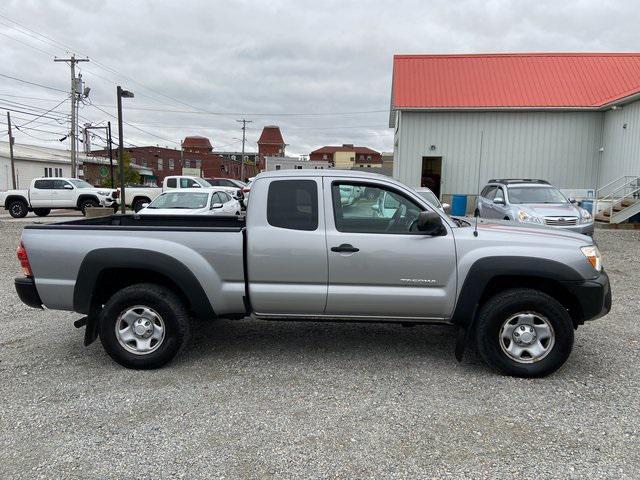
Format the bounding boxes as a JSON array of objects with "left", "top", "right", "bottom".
[{"left": 100, "top": 151, "right": 140, "bottom": 187}]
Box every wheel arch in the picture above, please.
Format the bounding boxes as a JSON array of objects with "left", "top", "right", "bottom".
[
  {"left": 76, "top": 194, "right": 100, "bottom": 208},
  {"left": 4, "top": 194, "right": 29, "bottom": 209},
  {"left": 73, "top": 248, "right": 216, "bottom": 320},
  {"left": 452, "top": 256, "right": 586, "bottom": 328}
]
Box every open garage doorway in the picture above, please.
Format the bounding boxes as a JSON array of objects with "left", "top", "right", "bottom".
[{"left": 421, "top": 156, "right": 442, "bottom": 198}]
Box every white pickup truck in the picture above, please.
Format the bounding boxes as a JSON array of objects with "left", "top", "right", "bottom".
[
  {"left": 121, "top": 175, "right": 243, "bottom": 212},
  {"left": 1, "top": 178, "right": 118, "bottom": 218}
]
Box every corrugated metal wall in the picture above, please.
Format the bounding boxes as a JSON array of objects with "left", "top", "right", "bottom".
[
  {"left": 394, "top": 110, "right": 603, "bottom": 195},
  {"left": 600, "top": 100, "right": 640, "bottom": 186}
]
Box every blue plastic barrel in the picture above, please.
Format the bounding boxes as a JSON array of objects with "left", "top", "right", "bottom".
[
  {"left": 581, "top": 200, "right": 593, "bottom": 213},
  {"left": 451, "top": 194, "right": 468, "bottom": 216}
]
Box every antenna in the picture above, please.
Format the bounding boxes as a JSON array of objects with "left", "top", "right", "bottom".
[{"left": 473, "top": 130, "right": 484, "bottom": 238}]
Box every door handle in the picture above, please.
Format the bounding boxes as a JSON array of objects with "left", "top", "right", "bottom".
[{"left": 331, "top": 243, "right": 359, "bottom": 253}]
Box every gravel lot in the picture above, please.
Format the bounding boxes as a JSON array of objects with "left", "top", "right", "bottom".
[{"left": 0, "top": 216, "right": 638, "bottom": 479}]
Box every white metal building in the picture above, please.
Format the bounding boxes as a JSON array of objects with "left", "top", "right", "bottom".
[{"left": 390, "top": 54, "right": 640, "bottom": 203}]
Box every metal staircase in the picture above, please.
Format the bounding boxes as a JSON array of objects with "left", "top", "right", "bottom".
[{"left": 594, "top": 175, "right": 640, "bottom": 224}]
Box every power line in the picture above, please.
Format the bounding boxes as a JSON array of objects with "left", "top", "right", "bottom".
[
  {"left": 0, "top": 73, "right": 67, "bottom": 93},
  {"left": 15, "top": 96, "right": 69, "bottom": 128}
]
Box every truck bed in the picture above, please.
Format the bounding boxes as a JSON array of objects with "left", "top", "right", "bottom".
[
  {"left": 24, "top": 214, "right": 246, "bottom": 231},
  {"left": 22, "top": 214, "right": 247, "bottom": 316}
]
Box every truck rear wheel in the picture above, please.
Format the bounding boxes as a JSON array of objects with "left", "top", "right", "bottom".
[
  {"left": 475, "top": 288, "right": 574, "bottom": 378},
  {"left": 33, "top": 208, "right": 51, "bottom": 217},
  {"left": 98, "top": 283, "right": 190, "bottom": 369},
  {"left": 8, "top": 200, "right": 28, "bottom": 218}
]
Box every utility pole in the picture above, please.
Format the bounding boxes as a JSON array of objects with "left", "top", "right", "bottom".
[
  {"left": 236, "top": 119, "right": 253, "bottom": 181},
  {"left": 55, "top": 55, "right": 89, "bottom": 178},
  {"left": 6, "top": 111, "right": 16, "bottom": 189}
]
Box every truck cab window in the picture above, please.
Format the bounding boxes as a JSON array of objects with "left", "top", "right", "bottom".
[
  {"left": 166, "top": 178, "right": 177, "bottom": 188},
  {"left": 267, "top": 180, "right": 318, "bottom": 231},
  {"left": 332, "top": 183, "right": 422, "bottom": 234},
  {"left": 34, "top": 180, "right": 54, "bottom": 189}
]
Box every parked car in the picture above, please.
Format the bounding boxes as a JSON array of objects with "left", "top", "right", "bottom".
[
  {"left": 14, "top": 170, "right": 610, "bottom": 377},
  {"left": 120, "top": 175, "right": 242, "bottom": 212},
  {"left": 203, "top": 178, "right": 246, "bottom": 206},
  {"left": 0, "top": 177, "right": 117, "bottom": 218},
  {"left": 137, "top": 189, "right": 241, "bottom": 216},
  {"left": 241, "top": 177, "right": 254, "bottom": 208},
  {"left": 477, "top": 178, "right": 594, "bottom": 235}
]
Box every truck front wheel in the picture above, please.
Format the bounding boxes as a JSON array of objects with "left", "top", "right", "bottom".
[
  {"left": 475, "top": 288, "right": 574, "bottom": 378},
  {"left": 98, "top": 283, "right": 190, "bottom": 369},
  {"left": 80, "top": 198, "right": 99, "bottom": 214},
  {"left": 8, "top": 200, "right": 28, "bottom": 218}
]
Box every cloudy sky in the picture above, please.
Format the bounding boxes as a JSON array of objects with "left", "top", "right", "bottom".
[{"left": 1, "top": 0, "right": 638, "bottom": 157}]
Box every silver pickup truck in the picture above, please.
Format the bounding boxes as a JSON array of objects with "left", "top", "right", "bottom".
[{"left": 14, "top": 170, "right": 611, "bottom": 377}]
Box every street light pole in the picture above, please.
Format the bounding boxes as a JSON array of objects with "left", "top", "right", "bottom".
[
  {"left": 107, "top": 121, "right": 114, "bottom": 187},
  {"left": 116, "top": 86, "right": 134, "bottom": 214}
]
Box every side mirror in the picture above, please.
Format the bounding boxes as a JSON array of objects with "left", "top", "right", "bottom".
[
  {"left": 442, "top": 203, "right": 451, "bottom": 213},
  {"left": 211, "top": 203, "right": 223, "bottom": 209},
  {"left": 569, "top": 197, "right": 577, "bottom": 204},
  {"left": 371, "top": 204, "right": 380, "bottom": 212},
  {"left": 493, "top": 197, "right": 505, "bottom": 206},
  {"left": 141, "top": 203, "right": 149, "bottom": 209},
  {"left": 192, "top": 184, "right": 201, "bottom": 188},
  {"left": 416, "top": 211, "right": 446, "bottom": 235},
  {"left": 63, "top": 184, "right": 73, "bottom": 190}
]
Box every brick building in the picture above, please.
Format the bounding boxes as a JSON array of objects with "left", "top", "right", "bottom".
[
  {"left": 257, "top": 125, "right": 286, "bottom": 171},
  {"left": 309, "top": 144, "right": 382, "bottom": 169},
  {"left": 91, "top": 136, "right": 258, "bottom": 186}
]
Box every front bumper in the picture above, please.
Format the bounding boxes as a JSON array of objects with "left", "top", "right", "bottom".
[
  {"left": 562, "top": 270, "right": 611, "bottom": 324},
  {"left": 15, "top": 277, "right": 43, "bottom": 309}
]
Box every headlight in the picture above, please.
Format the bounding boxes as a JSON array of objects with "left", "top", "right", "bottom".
[
  {"left": 517, "top": 209, "right": 542, "bottom": 224},
  {"left": 579, "top": 208, "right": 592, "bottom": 223},
  {"left": 96, "top": 190, "right": 110, "bottom": 196},
  {"left": 580, "top": 245, "right": 602, "bottom": 272}
]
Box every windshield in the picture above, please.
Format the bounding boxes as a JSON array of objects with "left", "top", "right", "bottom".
[
  {"left": 148, "top": 192, "right": 210, "bottom": 209},
  {"left": 194, "top": 178, "right": 211, "bottom": 188},
  {"left": 417, "top": 190, "right": 441, "bottom": 208},
  {"left": 68, "top": 179, "right": 93, "bottom": 189},
  {"left": 507, "top": 186, "right": 568, "bottom": 204}
]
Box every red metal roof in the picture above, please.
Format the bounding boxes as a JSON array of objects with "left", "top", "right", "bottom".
[
  {"left": 392, "top": 53, "right": 640, "bottom": 109},
  {"left": 257, "top": 126, "right": 285, "bottom": 145}
]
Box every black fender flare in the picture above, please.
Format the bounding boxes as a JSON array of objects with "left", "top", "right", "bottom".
[
  {"left": 452, "top": 256, "right": 584, "bottom": 361},
  {"left": 4, "top": 194, "right": 29, "bottom": 209},
  {"left": 76, "top": 194, "right": 100, "bottom": 208},
  {"left": 73, "top": 248, "right": 215, "bottom": 320}
]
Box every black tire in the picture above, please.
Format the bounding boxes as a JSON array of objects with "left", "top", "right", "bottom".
[
  {"left": 132, "top": 198, "right": 149, "bottom": 213},
  {"left": 33, "top": 208, "right": 51, "bottom": 217},
  {"left": 8, "top": 200, "right": 28, "bottom": 218},
  {"left": 98, "top": 283, "right": 190, "bottom": 369},
  {"left": 80, "top": 198, "right": 99, "bottom": 215},
  {"left": 475, "top": 288, "right": 574, "bottom": 378}
]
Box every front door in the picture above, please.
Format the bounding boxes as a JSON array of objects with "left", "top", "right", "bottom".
[
  {"left": 421, "top": 156, "right": 442, "bottom": 198},
  {"left": 324, "top": 179, "right": 457, "bottom": 319},
  {"left": 53, "top": 179, "right": 76, "bottom": 207},
  {"left": 30, "top": 179, "right": 54, "bottom": 207}
]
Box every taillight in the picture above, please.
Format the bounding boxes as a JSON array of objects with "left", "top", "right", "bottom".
[
  {"left": 16, "top": 241, "right": 33, "bottom": 277},
  {"left": 242, "top": 187, "right": 250, "bottom": 193}
]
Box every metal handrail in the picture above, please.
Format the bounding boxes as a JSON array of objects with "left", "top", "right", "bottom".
[
  {"left": 597, "top": 175, "right": 638, "bottom": 196},
  {"left": 595, "top": 175, "right": 640, "bottom": 218},
  {"left": 608, "top": 185, "right": 640, "bottom": 220}
]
